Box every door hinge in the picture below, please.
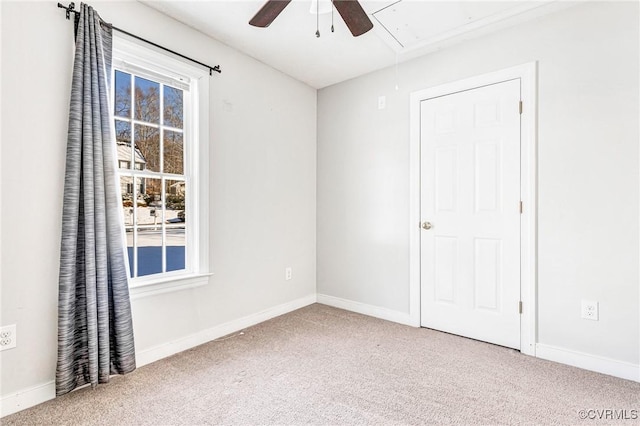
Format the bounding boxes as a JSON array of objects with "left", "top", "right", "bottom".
[
  {"left": 519, "top": 201, "right": 523, "bottom": 214},
  {"left": 519, "top": 101, "right": 523, "bottom": 115},
  {"left": 518, "top": 301, "right": 523, "bottom": 314}
]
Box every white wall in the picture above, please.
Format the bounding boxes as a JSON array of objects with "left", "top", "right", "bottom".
[
  {"left": 1, "top": 0, "right": 638, "bottom": 414},
  {"left": 0, "top": 0, "right": 316, "bottom": 404},
  {"left": 318, "top": 1, "right": 639, "bottom": 366}
]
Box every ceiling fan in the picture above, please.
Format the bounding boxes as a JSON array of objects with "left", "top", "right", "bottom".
[{"left": 249, "top": 0, "right": 374, "bottom": 37}]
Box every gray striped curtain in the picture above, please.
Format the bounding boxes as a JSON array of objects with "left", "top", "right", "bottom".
[{"left": 57, "top": 3, "right": 136, "bottom": 397}]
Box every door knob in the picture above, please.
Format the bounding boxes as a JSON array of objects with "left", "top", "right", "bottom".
[{"left": 422, "top": 221, "right": 432, "bottom": 230}]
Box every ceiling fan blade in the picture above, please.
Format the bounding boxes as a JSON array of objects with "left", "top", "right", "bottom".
[
  {"left": 249, "top": 0, "right": 292, "bottom": 27},
  {"left": 332, "top": 0, "right": 374, "bottom": 37}
]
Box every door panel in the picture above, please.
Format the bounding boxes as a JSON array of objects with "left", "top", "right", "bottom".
[
  {"left": 474, "top": 140, "right": 500, "bottom": 212},
  {"left": 474, "top": 237, "right": 501, "bottom": 311},
  {"left": 434, "top": 236, "right": 457, "bottom": 304},
  {"left": 435, "top": 147, "right": 457, "bottom": 212},
  {"left": 420, "top": 79, "right": 521, "bottom": 349}
]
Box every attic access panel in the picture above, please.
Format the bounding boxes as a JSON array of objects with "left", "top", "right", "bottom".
[{"left": 372, "top": 1, "right": 548, "bottom": 52}]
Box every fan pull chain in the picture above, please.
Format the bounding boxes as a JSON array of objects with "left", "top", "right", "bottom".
[
  {"left": 331, "top": 0, "right": 335, "bottom": 32},
  {"left": 316, "top": 0, "right": 320, "bottom": 37}
]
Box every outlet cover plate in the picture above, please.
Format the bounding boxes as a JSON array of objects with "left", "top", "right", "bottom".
[
  {"left": 0, "top": 324, "right": 17, "bottom": 350},
  {"left": 581, "top": 300, "right": 599, "bottom": 321}
]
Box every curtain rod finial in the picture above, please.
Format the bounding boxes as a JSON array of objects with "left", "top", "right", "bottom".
[{"left": 57, "top": 2, "right": 77, "bottom": 20}]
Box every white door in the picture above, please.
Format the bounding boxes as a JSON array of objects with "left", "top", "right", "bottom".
[{"left": 420, "top": 79, "right": 521, "bottom": 349}]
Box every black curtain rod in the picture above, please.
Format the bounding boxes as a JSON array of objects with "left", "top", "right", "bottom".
[{"left": 57, "top": 2, "right": 221, "bottom": 75}]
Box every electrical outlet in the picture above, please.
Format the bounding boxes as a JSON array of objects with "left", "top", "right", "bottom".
[
  {"left": 581, "top": 300, "right": 599, "bottom": 321},
  {"left": 0, "top": 325, "right": 17, "bottom": 350},
  {"left": 285, "top": 267, "right": 292, "bottom": 281},
  {"left": 378, "top": 95, "right": 386, "bottom": 110}
]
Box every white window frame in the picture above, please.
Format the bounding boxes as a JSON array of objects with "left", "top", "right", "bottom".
[{"left": 112, "top": 36, "right": 211, "bottom": 298}]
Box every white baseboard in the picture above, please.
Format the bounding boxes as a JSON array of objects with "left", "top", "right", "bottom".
[
  {"left": 0, "top": 294, "right": 317, "bottom": 418},
  {"left": 536, "top": 343, "right": 640, "bottom": 382},
  {"left": 317, "top": 294, "right": 416, "bottom": 327},
  {"left": 135, "top": 293, "right": 317, "bottom": 367},
  {"left": 0, "top": 380, "right": 55, "bottom": 418}
]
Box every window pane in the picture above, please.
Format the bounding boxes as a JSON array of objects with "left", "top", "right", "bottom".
[
  {"left": 164, "top": 86, "right": 183, "bottom": 129},
  {"left": 115, "top": 120, "right": 131, "bottom": 143},
  {"left": 115, "top": 121, "right": 132, "bottom": 170},
  {"left": 115, "top": 71, "right": 131, "bottom": 118},
  {"left": 165, "top": 179, "right": 186, "bottom": 273},
  {"left": 165, "top": 179, "right": 185, "bottom": 221},
  {"left": 125, "top": 228, "right": 134, "bottom": 277},
  {"left": 137, "top": 178, "right": 162, "bottom": 226},
  {"left": 166, "top": 227, "right": 185, "bottom": 273},
  {"left": 137, "top": 228, "right": 162, "bottom": 277},
  {"left": 134, "top": 125, "right": 160, "bottom": 172},
  {"left": 134, "top": 77, "right": 160, "bottom": 124},
  {"left": 120, "top": 176, "right": 134, "bottom": 226},
  {"left": 164, "top": 131, "right": 184, "bottom": 175}
]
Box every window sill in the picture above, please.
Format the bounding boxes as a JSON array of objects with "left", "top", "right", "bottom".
[{"left": 129, "top": 273, "right": 212, "bottom": 300}]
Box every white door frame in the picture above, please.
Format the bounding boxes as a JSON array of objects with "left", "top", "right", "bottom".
[{"left": 408, "top": 62, "right": 538, "bottom": 356}]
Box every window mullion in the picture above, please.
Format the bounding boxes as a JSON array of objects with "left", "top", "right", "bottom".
[
  {"left": 130, "top": 170, "right": 166, "bottom": 180},
  {"left": 163, "top": 125, "right": 183, "bottom": 133},
  {"left": 130, "top": 119, "right": 160, "bottom": 129}
]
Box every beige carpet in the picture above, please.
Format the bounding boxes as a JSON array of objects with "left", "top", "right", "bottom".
[{"left": 3, "top": 304, "right": 639, "bottom": 425}]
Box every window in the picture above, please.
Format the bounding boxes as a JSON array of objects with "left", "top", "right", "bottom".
[{"left": 112, "top": 36, "right": 209, "bottom": 292}]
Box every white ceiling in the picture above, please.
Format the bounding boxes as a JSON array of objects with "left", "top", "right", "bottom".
[{"left": 142, "top": 0, "right": 569, "bottom": 89}]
